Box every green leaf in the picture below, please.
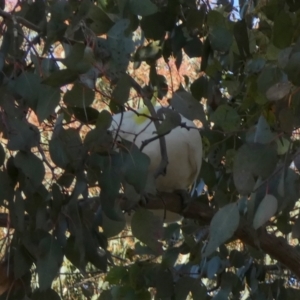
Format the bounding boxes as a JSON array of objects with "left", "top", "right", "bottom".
[
  {"left": 204, "top": 203, "right": 240, "bottom": 257},
  {"left": 155, "top": 107, "right": 182, "bottom": 135},
  {"left": 37, "top": 236, "right": 64, "bottom": 290},
  {"left": 42, "top": 69, "right": 78, "bottom": 87},
  {"left": 23, "top": 0, "right": 46, "bottom": 26},
  {"left": 175, "top": 277, "right": 204, "bottom": 300},
  {"left": 7, "top": 119, "right": 40, "bottom": 151},
  {"left": 14, "top": 151, "right": 45, "bottom": 188},
  {"left": 276, "top": 137, "right": 290, "bottom": 155},
  {"left": 207, "top": 10, "right": 225, "bottom": 27},
  {"left": 250, "top": 115, "right": 275, "bottom": 144},
  {"left": 32, "top": 288, "right": 61, "bottom": 300},
  {"left": 253, "top": 194, "right": 278, "bottom": 229},
  {"left": 207, "top": 256, "right": 221, "bottom": 279},
  {"left": 285, "top": 52, "right": 300, "bottom": 86},
  {"left": 210, "top": 104, "right": 240, "bottom": 132},
  {"left": 170, "top": 90, "right": 207, "bottom": 123},
  {"left": 191, "top": 77, "right": 209, "bottom": 100},
  {"left": 102, "top": 209, "right": 126, "bottom": 238},
  {"left": 209, "top": 26, "right": 233, "bottom": 52},
  {"left": 257, "top": 66, "right": 285, "bottom": 95},
  {"left": 156, "top": 267, "right": 174, "bottom": 298},
  {"left": 272, "top": 11, "right": 293, "bottom": 49},
  {"left": 107, "top": 19, "right": 134, "bottom": 76},
  {"left": 111, "top": 74, "right": 132, "bottom": 105},
  {"left": 84, "top": 126, "right": 112, "bottom": 154},
  {"left": 0, "top": 143, "right": 5, "bottom": 166},
  {"left": 131, "top": 209, "right": 163, "bottom": 254},
  {"left": 266, "top": 81, "right": 291, "bottom": 101},
  {"left": 63, "top": 82, "right": 94, "bottom": 107},
  {"left": 86, "top": 5, "right": 114, "bottom": 35},
  {"left": 96, "top": 110, "right": 112, "bottom": 130},
  {"left": 65, "top": 235, "right": 85, "bottom": 270},
  {"left": 106, "top": 266, "right": 128, "bottom": 285},
  {"left": 14, "top": 244, "right": 33, "bottom": 279},
  {"left": 62, "top": 43, "right": 90, "bottom": 73},
  {"left": 120, "top": 140, "right": 151, "bottom": 193},
  {"left": 71, "top": 106, "right": 99, "bottom": 125},
  {"left": 49, "top": 137, "right": 70, "bottom": 169},
  {"left": 50, "top": 128, "right": 83, "bottom": 170},
  {"left": 134, "top": 41, "right": 162, "bottom": 62},
  {"left": 292, "top": 215, "right": 300, "bottom": 239},
  {"left": 245, "top": 58, "right": 266, "bottom": 74},
  {"left": 0, "top": 171, "right": 14, "bottom": 204},
  {"left": 12, "top": 72, "right": 40, "bottom": 109},
  {"left": 184, "top": 38, "right": 203, "bottom": 58},
  {"left": 37, "top": 85, "right": 61, "bottom": 122},
  {"left": 140, "top": 13, "right": 166, "bottom": 40},
  {"left": 233, "top": 143, "right": 277, "bottom": 194},
  {"left": 129, "top": 0, "right": 158, "bottom": 16}
]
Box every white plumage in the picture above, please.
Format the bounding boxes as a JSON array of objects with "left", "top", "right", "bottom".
[{"left": 110, "top": 106, "right": 203, "bottom": 222}]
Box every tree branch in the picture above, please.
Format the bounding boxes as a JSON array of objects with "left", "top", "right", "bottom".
[
  {"left": 0, "top": 9, "right": 41, "bottom": 33},
  {"left": 144, "top": 192, "right": 300, "bottom": 279},
  {"left": 1, "top": 192, "right": 300, "bottom": 279}
]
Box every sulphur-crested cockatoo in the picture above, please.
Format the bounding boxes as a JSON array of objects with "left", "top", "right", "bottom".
[{"left": 110, "top": 105, "right": 203, "bottom": 222}]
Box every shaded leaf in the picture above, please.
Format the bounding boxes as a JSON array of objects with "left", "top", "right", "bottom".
[
  {"left": 155, "top": 107, "right": 182, "bottom": 135},
  {"left": 7, "top": 119, "right": 40, "bottom": 151},
  {"left": 12, "top": 72, "right": 40, "bottom": 109},
  {"left": 42, "top": 69, "right": 78, "bottom": 87},
  {"left": 14, "top": 151, "right": 45, "bottom": 188},
  {"left": 253, "top": 194, "right": 278, "bottom": 229},
  {"left": 37, "top": 85, "right": 60, "bottom": 122},
  {"left": 0, "top": 143, "right": 5, "bottom": 166},
  {"left": 37, "top": 236, "right": 64, "bottom": 290},
  {"left": 272, "top": 11, "right": 293, "bottom": 49},
  {"left": 71, "top": 106, "right": 99, "bottom": 125},
  {"left": 191, "top": 77, "right": 209, "bottom": 100},
  {"left": 63, "top": 82, "right": 94, "bottom": 107},
  {"left": 233, "top": 143, "right": 277, "bottom": 194},
  {"left": 207, "top": 256, "right": 221, "bottom": 279},
  {"left": 111, "top": 74, "right": 132, "bottom": 105},
  {"left": 204, "top": 203, "right": 240, "bottom": 257},
  {"left": 266, "top": 82, "right": 291, "bottom": 101},
  {"left": 32, "top": 288, "right": 61, "bottom": 300},
  {"left": 253, "top": 115, "right": 275, "bottom": 144},
  {"left": 131, "top": 209, "right": 163, "bottom": 254},
  {"left": 209, "top": 26, "right": 233, "bottom": 52},
  {"left": 49, "top": 137, "right": 70, "bottom": 169},
  {"left": 292, "top": 216, "right": 300, "bottom": 239},
  {"left": 285, "top": 52, "right": 300, "bottom": 86},
  {"left": 211, "top": 104, "right": 240, "bottom": 132},
  {"left": 170, "top": 90, "right": 206, "bottom": 123},
  {"left": 129, "top": 0, "right": 158, "bottom": 16},
  {"left": 156, "top": 267, "right": 174, "bottom": 298},
  {"left": 120, "top": 140, "right": 151, "bottom": 193}
]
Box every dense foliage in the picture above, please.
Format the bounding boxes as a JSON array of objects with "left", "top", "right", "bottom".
[{"left": 1, "top": 0, "right": 300, "bottom": 299}]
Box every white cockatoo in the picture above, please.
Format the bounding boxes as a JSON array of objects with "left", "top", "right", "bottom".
[{"left": 110, "top": 105, "right": 203, "bottom": 222}]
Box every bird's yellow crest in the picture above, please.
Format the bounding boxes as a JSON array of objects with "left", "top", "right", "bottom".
[
  {"left": 133, "top": 106, "right": 151, "bottom": 125},
  {"left": 132, "top": 98, "right": 157, "bottom": 125}
]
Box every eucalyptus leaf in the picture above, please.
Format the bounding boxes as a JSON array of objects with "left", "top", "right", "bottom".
[
  {"left": 131, "top": 209, "right": 163, "bottom": 254},
  {"left": 253, "top": 194, "right": 278, "bottom": 229},
  {"left": 170, "top": 90, "right": 207, "bottom": 123},
  {"left": 204, "top": 203, "right": 240, "bottom": 257},
  {"left": 63, "top": 82, "right": 94, "bottom": 107},
  {"left": 14, "top": 151, "right": 45, "bottom": 188}
]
